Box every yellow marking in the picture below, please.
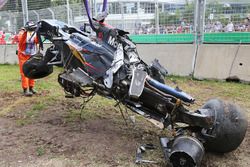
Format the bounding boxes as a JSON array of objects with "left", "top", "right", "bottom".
[{"left": 68, "top": 45, "right": 86, "bottom": 64}]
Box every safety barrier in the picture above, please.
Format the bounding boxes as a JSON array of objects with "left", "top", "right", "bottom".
[
  {"left": 129, "top": 33, "right": 250, "bottom": 44},
  {"left": 0, "top": 45, "right": 6, "bottom": 64},
  {"left": 136, "top": 44, "right": 195, "bottom": 76},
  {"left": 194, "top": 44, "right": 250, "bottom": 82},
  {"left": 129, "top": 34, "right": 194, "bottom": 44},
  {"left": 204, "top": 33, "right": 250, "bottom": 44},
  {"left": 5, "top": 45, "right": 18, "bottom": 64},
  {"left": 1, "top": 43, "right": 250, "bottom": 82},
  {"left": 0, "top": 45, "right": 18, "bottom": 64}
]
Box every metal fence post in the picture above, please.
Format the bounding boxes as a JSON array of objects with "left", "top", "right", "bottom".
[
  {"left": 8, "top": 11, "right": 13, "bottom": 32},
  {"left": 194, "top": 0, "right": 206, "bottom": 44},
  {"left": 67, "top": 0, "right": 70, "bottom": 24},
  {"left": 121, "top": 2, "right": 125, "bottom": 30},
  {"left": 192, "top": 0, "right": 206, "bottom": 76},
  {"left": 155, "top": 0, "right": 160, "bottom": 34},
  {"left": 3, "top": 45, "right": 6, "bottom": 64},
  {"left": 21, "top": 0, "right": 29, "bottom": 25},
  {"left": 47, "top": 8, "right": 55, "bottom": 20},
  {"left": 9, "top": 12, "right": 17, "bottom": 33},
  {"left": 25, "top": 0, "right": 29, "bottom": 21},
  {"left": 32, "top": 10, "right": 40, "bottom": 22},
  {"left": 93, "top": 0, "right": 97, "bottom": 17}
]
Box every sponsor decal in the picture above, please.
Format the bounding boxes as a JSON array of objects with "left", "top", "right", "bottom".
[{"left": 107, "top": 36, "right": 119, "bottom": 48}]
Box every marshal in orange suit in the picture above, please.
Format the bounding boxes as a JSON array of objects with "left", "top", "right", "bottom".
[{"left": 18, "top": 21, "right": 39, "bottom": 96}]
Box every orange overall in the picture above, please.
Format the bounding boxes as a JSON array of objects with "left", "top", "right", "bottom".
[{"left": 18, "top": 31, "right": 39, "bottom": 89}]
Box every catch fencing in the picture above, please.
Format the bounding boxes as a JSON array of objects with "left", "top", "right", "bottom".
[
  {"left": 0, "top": 0, "right": 250, "bottom": 44},
  {"left": 204, "top": 0, "right": 250, "bottom": 43}
]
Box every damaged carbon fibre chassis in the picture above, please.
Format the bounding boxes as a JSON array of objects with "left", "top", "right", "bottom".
[{"left": 22, "top": 1, "right": 248, "bottom": 166}]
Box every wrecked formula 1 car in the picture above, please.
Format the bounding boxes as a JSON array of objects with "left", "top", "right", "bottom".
[{"left": 23, "top": 0, "right": 248, "bottom": 166}]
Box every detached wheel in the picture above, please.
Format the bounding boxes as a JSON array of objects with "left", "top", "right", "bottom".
[
  {"left": 169, "top": 136, "right": 204, "bottom": 167},
  {"left": 201, "top": 99, "right": 248, "bottom": 153},
  {"left": 23, "top": 52, "right": 53, "bottom": 79}
]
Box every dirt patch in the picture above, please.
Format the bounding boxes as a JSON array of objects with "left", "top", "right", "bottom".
[
  {"left": 0, "top": 92, "right": 148, "bottom": 167},
  {"left": 0, "top": 90, "right": 249, "bottom": 167},
  {"left": 0, "top": 92, "right": 21, "bottom": 112}
]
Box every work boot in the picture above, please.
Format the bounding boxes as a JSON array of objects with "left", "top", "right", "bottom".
[
  {"left": 23, "top": 88, "right": 33, "bottom": 97},
  {"left": 29, "top": 87, "right": 37, "bottom": 94}
]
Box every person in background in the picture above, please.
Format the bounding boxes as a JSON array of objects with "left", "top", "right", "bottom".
[
  {"left": 0, "top": 31, "right": 6, "bottom": 45},
  {"left": 17, "top": 21, "right": 39, "bottom": 96},
  {"left": 244, "top": 14, "right": 250, "bottom": 32},
  {"left": 225, "top": 21, "right": 234, "bottom": 32},
  {"left": 176, "top": 25, "right": 183, "bottom": 33},
  {"left": 214, "top": 21, "right": 223, "bottom": 32},
  {"left": 11, "top": 32, "right": 19, "bottom": 44}
]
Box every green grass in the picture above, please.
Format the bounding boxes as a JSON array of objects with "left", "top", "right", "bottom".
[
  {"left": 36, "top": 146, "right": 46, "bottom": 156},
  {"left": 15, "top": 101, "right": 47, "bottom": 126},
  {"left": 16, "top": 119, "right": 32, "bottom": 126},
  {"left": 1, "top": 65, "right": 250, "bottom": 120},
  {"left": 32, "top": 101, "right": 46, "bottom": 111},
  {"left": 64, "top": 96, "right": 116, "bottom": 123},
  {"left": 167, "top": 74, "right": 250, "bottom": 96},
  {"left": 0, "top": 64, "right": 63, "bottom": 93},
  {"left": 165, "top": 75, "right": 250, "bottom": 110},
  {"left": 0, "top": 64, "right": 20, "bottom": 91}
]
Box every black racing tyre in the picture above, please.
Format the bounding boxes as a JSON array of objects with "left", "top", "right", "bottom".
[
  {"left": 23, "top": 52, "right": 53, "bottom": 79},
  {"left": 201, "top": 99, "right": 248, "bottom": 153}
]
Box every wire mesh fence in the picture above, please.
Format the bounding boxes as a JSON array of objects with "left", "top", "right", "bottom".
[
  {"left": 0, "top": 0, "right": 250, "bottom": 44},
  {"left": 205, "top": 0, "right": 250, "bottom": 33},
  {"left": 204, "top": 0, "right": 250, "bottom": 43}
]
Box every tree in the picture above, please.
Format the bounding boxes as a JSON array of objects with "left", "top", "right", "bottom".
[
  {"left": 246, "top": 4, "right": 250, "bottom": 15},
  {"left": 157, "top": 10, "right": 181, "bottom": 26},
  {"left": 153, "top": 2, "right": 194, "bottom": 26},
  {"left": 183, "top": 2, "right": 194, "bottom": 23},
  {"left": 205, "top": 1, "right": 249, "bottom": 25}
]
